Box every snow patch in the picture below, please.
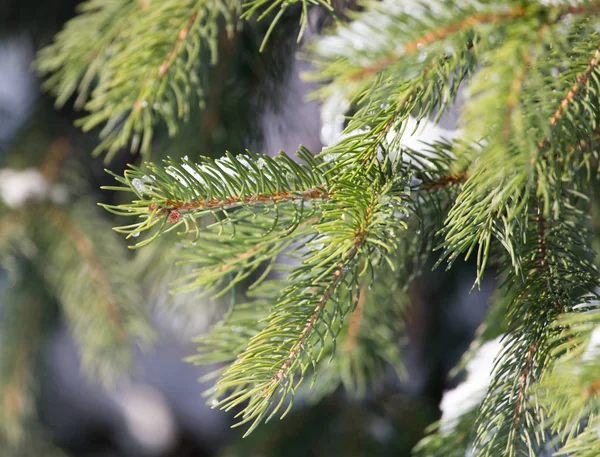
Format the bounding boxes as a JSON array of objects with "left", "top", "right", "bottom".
[
  {"left": 0, "top": 168, "right": 49, "bottom": 208},
  {"left": 439, "top": 336, "right": 503, "bottom": 434},
  {"left": 0, "top": 168, "right": 70, "bottom": 207},
  {"left": 583, "top": 325, "right": 600, "bottom": 361},
  {"left": 113, "top": 383, "right": 177, "bottom": 455},
  {"left": 573, "top": 292, "right": 600, "bottom": 361},
  {"left": 397, "top": 117, "right": 459, "bottom": 154},
  {"left": 320, "top": 91, "right": 349, "bottom": 146}
]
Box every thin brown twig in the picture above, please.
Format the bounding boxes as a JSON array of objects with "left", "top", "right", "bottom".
[
  {"left": 264, "top": 201, "right": 374, "bottom": 393},
  {"left": 350, "top": 3, "right": 600, "bottom": 82},
  {"left": 159, "top": 187, "right": 330, "bottom": 221},
  {"left": 158, "top": 12, "right": 198, "bottom": 76},
  {"left": 48, "top": 211, "right": 127, "bottom": 343},
  {"left": 351, "top": 7, "right": 527, "bottom": 80},
  {"left": 537, "top": 45, "right": 600, "bottom": 152},
  {"left": 509, "top": 198, "right": 568, "bottom": 448},
  {"left": 41, "top": 137, "right": 71, "bottom": 183},
  {"left": 2, "top": 292, "right": 42, "bottom": 432},
  {"left": 264, "top": 257, "right": 351, "bottom": 391},
  {"left": 512, "top": 341, "right": 536, "bottom": 446},
  {"left": 583, "top": 379, "right": 600, "bottom": 398},
  {"left": 550, "top": 46, "right": 600, "bottom": 127},
  {"left": 133, "top": 8, "right": 198, "bottom": 111},
  {"left": 344, "top": 281, "right": 368, "bottom": 352},
  {"left": 421, "top": 170, "right": 467, "bottom": 191}
]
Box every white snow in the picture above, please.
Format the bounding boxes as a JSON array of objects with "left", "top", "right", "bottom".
[
  {"left": 397, "top": 117, "right": 458, "bottom": 151},
  {"left": 439, "top": 336, "right": 503, "bottom": 434},
  {"left": 315, "top": 0, "right": 401, "bottom": 62},
  {"left": 583, "top": 325, "right": 600, "bottom": 361},
  {"left": 0, "top": 168, "right": 49, "bottom": 208},
  {"left": 113, "top": 383, "right": 177, "bottom": 455},
  {"left": 319, "top": 91, "right": 349, "bottom": 146},
  {"left": 132, "top": 178, "right": 148, "bottom": 194},
  {"left": 165, "top": 157, "right": 207, "bottom": 190},
  {"left": 0, "top": 168, "right": 70, "bottom": 207},
  {"left": 314, "top": 0, "right": 468, "bottom": 163},
  {"left": 164, "top": 154, "right": 278, "bottom": 193},
  {"left": 572, "top": 291, "right": 600, "bottom": 361}
]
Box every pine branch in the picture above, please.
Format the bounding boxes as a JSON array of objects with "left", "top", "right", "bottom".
[
  {"left": 312, "top": 150, "right": 459, "bottom": 401},
  {"left": 188, "top": 279, "right": 283, "bottom": 372},
  {"left": 32, "top": 200, "right": 153, "bottom": 383},
  {"left": 0, "top": 265, "right": 47, "bottom": 446},
  {"left": 312, "top": 38, "right": 477, "bottom": 174},
  {"left": 306, "top": 260, "right": 408, "bottom": 401},
  {"left": 473, "top": 193, "right": 599, "bottom": 457},
  {"left": 548, "top": 46, "right": 600, "bottom": 128},
  {"left": 68, "top": 0, "right": 600, "bottom": 447},
  {"left": 352, "top": 6, "right": 528, "bottom": 81},
  {"left": 554, "top": 419, "right": 600, "bottom": 457},
  {"left": 539, "top": 327, "right": 600, "bottom": 455},
  {"left": 36, "top": 0, "right": 137, "bottom": 108},
  {"left": 414, "top": 411, "right": 477, "bottom": 457},
  {"left": 103, "top": 148, "right": 330, "bottom": 246},
  {"left": 173, "top": 211, "right": 320, "bottom": 297},
  {"left": 188, "top": 145, "right": 453, "bottom": 413},
  {"left": 46, "top": 210, "right": 127, "bottom": 343},
  {"left": 242, "top": 0, "right": 334, "bottom": 51},
  {"left": 440, "top": 18, "right": 600, "bottom": 281},
  {"left": 320, "top": 1, "right": 600, "bottom": 86},
  {"left": 537, "top": 35, "right": 600, "bottom": 160},
  {"left": 37, "top": 0, "right": 242, "bottom": 159},
  {"left": 36, "top": 0, "right": 335, "bottom": 159},
  {"left": 206, "top": 173, "right": 409, "bottom": 435}
]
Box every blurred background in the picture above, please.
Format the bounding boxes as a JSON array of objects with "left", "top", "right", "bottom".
[{"left": 0, "top": 2, "right": 493, "bottom": 456}]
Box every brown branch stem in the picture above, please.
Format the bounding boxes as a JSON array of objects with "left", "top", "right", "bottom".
[
  {"left": 160, "top": 187, "right": 330, "bottom": 222},
  {"left": 158, "top": 12, "right": 198, "bottom": 76},
  {"left": 351, "top": 7, "right": 527, "bottom": 80},
  {"left": 265, "top": 201, "right": 374, "bottom": 392},
  {"left": 512, "top": 342, "right": 536, "bottom": 444},
  {"left": 421, "top": 170, "right": 467, "bottom": 191},
  {"left": 537, "top": 44, "right": 600, "bottom": 153},
  {"left": 344, "top": 281, "right": 368, "bottom": 352},
  {"left": 584, "top": 379, "right": 600, "bottom": 398},
  {"left": 48, "top": 211, "right": 127, "bottom": 343},
  {"left": 550, "top": 46, "right": 600, "bottom": 127},
  {"left": 133, "top": 7, "right": 200, "bottom": 111},
  {"left": 265, "top": 256, "right": 352, "bottom": 391},
  {"left": 2, "top": 292, "right": 43, "bottom": 433},
  {"left": 351, "top": 3, "right": 600, "bottom": 81}
]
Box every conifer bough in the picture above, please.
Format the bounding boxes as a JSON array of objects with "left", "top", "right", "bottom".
[{"left": 36, "top": 0, "right": 600, "bottom": 455}]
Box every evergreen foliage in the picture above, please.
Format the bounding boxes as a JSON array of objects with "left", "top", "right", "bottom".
[
  {"left": 0, "top": 186, "right": 153, "bottom": 452},
  {"left": 5, "top": 0, "right": 600, "bottom": 455}
]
